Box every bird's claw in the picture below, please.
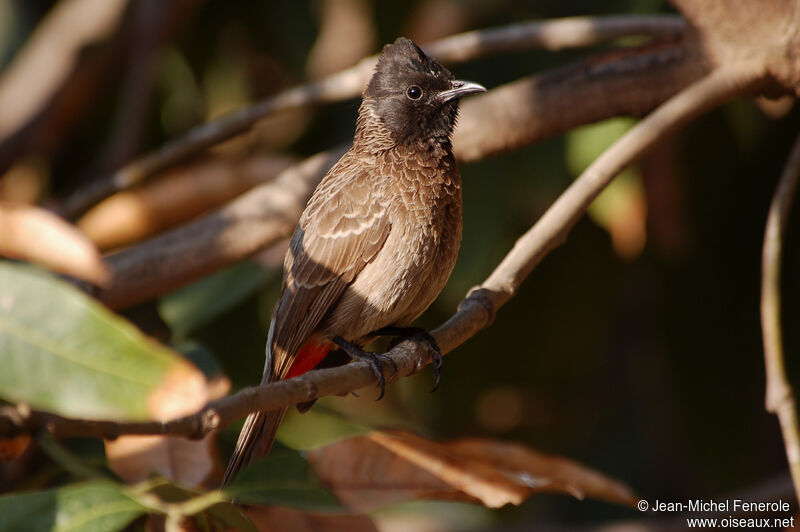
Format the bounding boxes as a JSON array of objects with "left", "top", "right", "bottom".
[
  {"left": 358, "top": 351, "right": 394, "bottom": 400},
  {"left": 371, "top": 353, "right": 397, "bottom": 400},
  {"left": 417, "top": 331, "right": 442, "bottom": 392},
  {"left": 429, "top": 346, "right": 443, "bottom": 392},
  {"left": 375, "top": 327, "right": 442, "bottom": 392},
  {"left": 333, "top": 337, "right": 396, "bottom": 400}
]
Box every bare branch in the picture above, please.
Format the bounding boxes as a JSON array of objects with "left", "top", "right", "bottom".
[
  {"left": 97, "top": 41, "right": 703, "bottom": 309},
  {"left": 669, "top": 0, "right": 800, "bottom": 95},
  {"left": 78, "top": 154, "right": 297, "bottom": 251},
  {"left": 423, "top": 15, "right": 686, "bottom": 58},
  {"left": 762, "top": 133, "right": 800, "bottom": 505},
  {"left": 0, "top": 64, "right": 763, "bottom": 440},
  {"left": 97, "top": 148, "right": 346, "bottom": 309},
  {"left": 59, "top": 15, "right": 686, "bottom": 218},
  {"left": 474, "top": 65, "right": 764, "bottom": 310},
  {"left": 453, "top": 39, "right": 705, "bottom": 162}
]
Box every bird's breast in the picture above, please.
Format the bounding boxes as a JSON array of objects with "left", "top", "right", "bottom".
[{"left": 321, "top": 147, "right": 463, "bottom": 340}]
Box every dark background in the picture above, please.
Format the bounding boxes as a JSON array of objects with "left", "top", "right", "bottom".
[{"left": 2, "top": 0, "right": 797, "bottom": 529}]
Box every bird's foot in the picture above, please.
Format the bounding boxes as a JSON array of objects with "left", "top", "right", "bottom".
[
  {"left": 332, "top": 336, "right": 397, "bottom": 400},
  {"left": 370, "top": 326, "right": 443, "bottom": 392}
]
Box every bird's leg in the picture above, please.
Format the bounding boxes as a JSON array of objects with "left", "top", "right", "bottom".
[
  {"left": 369, "top": 326, "right": 443, "bottom": 392},
  {"left": 332, "top": 337, "right": 396, "bottom": 400}
]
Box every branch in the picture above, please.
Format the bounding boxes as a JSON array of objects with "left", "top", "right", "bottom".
[
  {"left": 97, "top": 40, "right": 704, "bottom": 309},
  {"left": 95, "top": 148, "right": 347, "bottom": 309},
  {"left": 422, "top": 14, "right": 685, "bottom": 58},
  {"left": 762, "top": 133, "right": 800, "bottom": 505},
  {"left": 59, "top": 15, "right": 686, "bottom": 218},
  {"left": 0, "top": 64, "right": 764, "bottom": 440},
  {"left": 452, "top": 39, "right": 705, "bottom": 162}
]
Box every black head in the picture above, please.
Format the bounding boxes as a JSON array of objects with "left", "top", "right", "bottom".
[{"left": 363, "top": 38, "right": 485, "bottom": 146}]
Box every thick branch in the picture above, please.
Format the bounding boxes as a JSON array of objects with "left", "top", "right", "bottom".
[
  {"left": 60, "top": 15, "right": 685, "bottom": 218},
  {"left": 423, "top": 14, "right": 685, "bottom": 58},
  {"left": 97, "top": 148, "right": 347, "bottom": 309},
  {"left": 474, "top": 65, "right": 764, "bottom": 309},
  {"left": 453, "top": 39, "right": 706, "bottom": 162},
  {"left": 0, "top": 64, "right": 764, "bottom": 440},
  {"left": 762, "top": 133, "right": 800, "bottom": 504},
  {"left": 98, "top": 41, "right": 703, "bottom": 309}
]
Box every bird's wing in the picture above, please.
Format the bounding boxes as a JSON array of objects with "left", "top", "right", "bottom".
[{"left": 267, "top": 154, "right": 392, "bottom": 379}]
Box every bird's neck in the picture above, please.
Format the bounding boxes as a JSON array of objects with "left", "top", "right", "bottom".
[
  {"left": 353, "top": 101, "right": 454, "bottom": 157},
  {"left": 353, "top": 105, "right": 396, "bottom": 154}
]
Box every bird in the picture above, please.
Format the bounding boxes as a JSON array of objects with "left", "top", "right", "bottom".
[{"left": 223, "top": 37, "right": 485, "bottom": 485}]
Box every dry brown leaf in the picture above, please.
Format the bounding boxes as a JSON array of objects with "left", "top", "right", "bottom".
[
  {"left": 0, "top": 435, "right": 32, "bottom": 461},
  {"left": 238, "top": 506, "right": 377, "bottom": 532},
  {"left": 0, "top": 202, "right": 109, "bottom": 285},
  {"left": 307, "top": 430, "right": 637, "bottom": 511},
  {"left": 0, "top": 159, "right": 47, "bottom": 204},
  {"left": 442, "top": 438, "right": 638, "bottom": 507},
  {"left": 78, "top": 155, "right": 295, "bottom": 251},
  {"left": 105, "top": 375, "right": 229, "bottom": 487}
]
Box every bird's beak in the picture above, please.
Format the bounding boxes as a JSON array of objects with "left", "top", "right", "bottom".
[{"left": 437, "top": 80, "right": 487, "bottom": 103}]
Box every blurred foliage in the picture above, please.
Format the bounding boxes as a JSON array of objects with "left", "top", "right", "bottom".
[
  {"left": 224, "top": 449, "right": 341, "bottom": 510},
  {"left": 159, "top": 260, "right": 276, "bottom": 339},
  {"left": 0, "top": 480, "right": 146, "bottom": 532},
  {"left": 0, "top": 0, "right": 798, "bottom": 529},
  {"left": 0, "top": 263, "right": 204, "bottom": 421}
]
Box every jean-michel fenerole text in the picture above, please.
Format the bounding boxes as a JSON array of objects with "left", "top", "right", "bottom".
[{"left": 651, "top": 499, "right": 791, "bottom": 513}]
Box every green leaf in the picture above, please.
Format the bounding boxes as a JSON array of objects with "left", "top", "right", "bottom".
[
  {"left": 565, "top": 117, "right": 637, "bottom": 174},
  {"left": 224, "top": 449, "right": 341, "bottom": 511},
  {"left": 159, "top": 260, "right": 276, "bottom": 337},
  {"left": 565, "top": 118, "right": 646, "bottom": 256},
  {"left": 173, "top": 341, "right": 223, "bottom": 379},
  {"left": 131, "top": 478, "right": 258, "bottom": 531},
  {"left": 565, "top": 118, "right": 642, "bottom": 222},
  {"left": 0, "top": 262, "right": 203, "bottom": 420},
  {"left": 38, "top": 434, "right": 109, "bottom": 481},
  {"left": 0, "top": 481, "right": 145, "bottom": 532},
  {"left": 203, "top": 502, "right": 258, "bottom": 532},
  {"left": 279, "top": 408, "right": 368, "bottom": 451}
]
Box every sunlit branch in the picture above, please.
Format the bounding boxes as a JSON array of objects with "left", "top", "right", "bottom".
[
  {"left": 0, "top": 64, "right": 764, "bottom": 440},
  {"left": 59, "top": 15, "right": 685, "bottom": 218},
  {"left": 761, "top": 133, "right": 800, "bottom": 505}
]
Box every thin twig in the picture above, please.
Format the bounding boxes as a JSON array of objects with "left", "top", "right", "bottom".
[
  {"left": 762, "top": 133, "right": 800, "bottom": 505},
  {"left": 0, "top": 64, "right": 764, "bottom": 440},
  {"left": 59, "top": 15, "right": 685, "bottom": 218},
  {"left": 97, "top": 41, "right": 703, "bottom": 309}
]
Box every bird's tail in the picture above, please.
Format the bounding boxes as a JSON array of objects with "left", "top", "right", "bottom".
[
  {"left": 222, "top": 335, "right": 332, "bottom": 487},
  {"left": 222, "top": 403, "right": 287, "bottom": 487},
  {"left": 223, "top": 315, "right": 286, "bottom": 487}
]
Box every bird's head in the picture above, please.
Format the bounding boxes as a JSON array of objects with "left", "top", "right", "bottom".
[{"left": 361, "top": 37, "right": 485, "bottom": 148}]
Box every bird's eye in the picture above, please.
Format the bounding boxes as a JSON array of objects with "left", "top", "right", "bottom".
[{"left": 406, "top": 85, "right": 422, "bottom": 100}]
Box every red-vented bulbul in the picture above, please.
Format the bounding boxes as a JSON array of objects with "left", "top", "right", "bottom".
[{"left": 223, "top": 37, "right": 485, "bottom": 485}]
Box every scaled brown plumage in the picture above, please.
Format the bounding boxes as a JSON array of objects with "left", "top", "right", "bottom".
[{"left": 223, "top": 37, "right": 485, "bottom": 485}]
